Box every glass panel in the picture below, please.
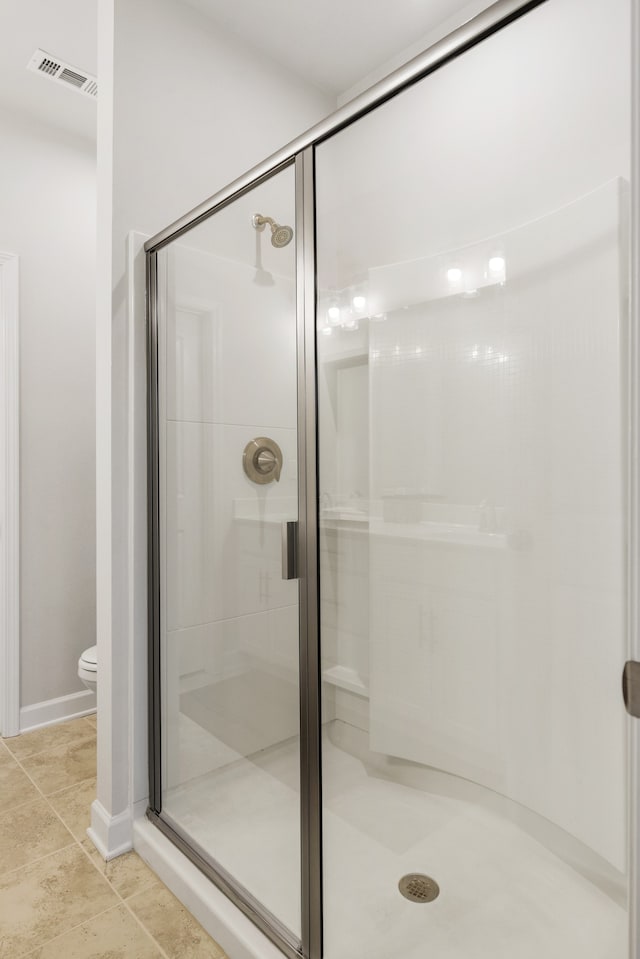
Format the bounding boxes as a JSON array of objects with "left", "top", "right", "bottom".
[
  {"left": 315, "top": 1, "right": 630, "bottom": 957},
  {"left": 156, "top": 164, "right": 301, "bottom": 936}
]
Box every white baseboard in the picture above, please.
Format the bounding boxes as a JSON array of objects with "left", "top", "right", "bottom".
[
  {"left": 20, "top": 689, "right": 96, "bottom": 733},
  {"left": 133, "top": 817, "right": 282, "bottom": 959},
  {"left": 87, "top": 799, "right": 133, "bottom": 861}
]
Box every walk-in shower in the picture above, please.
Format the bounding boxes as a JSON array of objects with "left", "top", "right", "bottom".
[{"left": 145, "top": 0, "right": 634, "bottom": 957}]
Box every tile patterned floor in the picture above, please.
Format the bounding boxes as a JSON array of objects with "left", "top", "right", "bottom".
[{"left": 0, "top": 716, "right": 228, "bottom": 959}]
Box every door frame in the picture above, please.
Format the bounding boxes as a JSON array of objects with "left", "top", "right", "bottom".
[
  {"left": 629, "top": 0, "right": 640, "bottom": 954},
  {"left": 0, "top": 252, "right": 20, "bottom": 739},
  {"left": 145, "top": 158, "right": 310, "bottom": 959}
]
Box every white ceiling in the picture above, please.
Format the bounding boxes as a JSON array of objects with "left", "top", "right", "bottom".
[
  {"left": 0, "top": 0, "right": 97, "bottom": 142},
  {"left": 180, "top": 0, "right": 484, "bottom": 98}
]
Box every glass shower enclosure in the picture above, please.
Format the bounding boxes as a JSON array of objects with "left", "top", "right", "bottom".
[{"left": 145, "top": 1, "right": 634, "bottom": 957}]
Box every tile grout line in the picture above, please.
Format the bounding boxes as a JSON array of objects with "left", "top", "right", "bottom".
[
  {"left": 74, "top": 836, "right": 174, "bottom": 959},
  {"left": 3, "top": 722, "right": 223, "bottom": 959},
  {"left": 14, "top": 751, "right": 169, "bottom": 959},
  {"left": 74, "top": 827, "right": 156, "bottom": 904},
  {"left": 6, "top": 730, "right": 97, "bottom": 805},
  {"left": 115, "top": 895, "right": 174, "bottom": 959},
  {"left": 21, "top": 866, "right": 172, "bottom": 959},
  {"left": 4, "top": 728, "right": 97, "bottom": 765},
  {"left": 4, "top": 741, "right": 74, "bottom": 801},
  {"left": 1, "top": 809, "right": 118, "bottom": 958},
  {"left": 46, "top": 773, "right": 97, "bottom": 799},
  {"left": 18, "top": 902, "right": 142, "bottom": 959},
  {"left": 40, "top": 776, "right": 102, "bottom": 873},
  {"left": 0, "top": 724, "right": 121, "bottom": 955},
  {"left": 0, "top": 749, "right": 48, "bottom": 804},
  {"left": 0, "top": 726, "right": 99, "bottom": 890},
  {"left": 72, "top": 797, "right": 174, "bottom": 959},
  {"left": 73, "top": 806, "right": 225, "bottom": 959},
  {"left": 0, "top": 839, "right": 79, "bottom": 883},
  {"left": 2, "top": 716, "right": 96, "bottom": 758}
]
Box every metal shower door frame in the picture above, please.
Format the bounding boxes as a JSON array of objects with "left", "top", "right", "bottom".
[
  {"left": 142, "top": 2, "right": 640, "bottom": 958},
  {"left": 145, "top": 147, "right": 322, "bottom": 959},
  {"left": 145, "top": 155, "right": 310, "bottom": 959}
]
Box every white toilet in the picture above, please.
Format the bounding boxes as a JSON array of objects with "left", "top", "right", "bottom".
[{"left": 78, "top": 645, "right": 97, "bottom": 693}]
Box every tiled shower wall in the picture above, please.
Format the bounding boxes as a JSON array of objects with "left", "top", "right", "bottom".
[{"left": 319, "top": 180, "right": 627, "bottom": 871}]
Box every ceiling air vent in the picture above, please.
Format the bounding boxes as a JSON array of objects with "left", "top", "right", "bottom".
[{"left": 27, "top": 49, "right": 97, "bottom": 100}]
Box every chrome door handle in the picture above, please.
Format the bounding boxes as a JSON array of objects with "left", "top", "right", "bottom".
[{"left": 282, "top": 521, "right": 298, "bottom": 580}]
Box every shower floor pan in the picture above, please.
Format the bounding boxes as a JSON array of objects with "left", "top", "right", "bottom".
[{"left": 162, "top": 712, "right": 626, "bottom": 959}]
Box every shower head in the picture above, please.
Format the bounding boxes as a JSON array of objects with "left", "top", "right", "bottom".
[
  {"left": 271, "top": 223, "right": 294, "bottom": 248},
  {"left": 252, "top": 213, "right": 294, "bottom": 248}
]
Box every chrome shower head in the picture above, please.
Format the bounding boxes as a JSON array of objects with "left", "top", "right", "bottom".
[{"left": 252, "top": 213, "right": 294, "bottom": 248}]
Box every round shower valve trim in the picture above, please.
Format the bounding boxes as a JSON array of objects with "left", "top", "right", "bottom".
[{"left": 243, "top": 437, "right": 283, "bottom": 485}]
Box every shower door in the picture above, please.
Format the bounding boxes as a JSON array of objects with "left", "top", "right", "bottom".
[
  {"left": 314, "top": 0, "right": 631, "bottom": 957},
  {"left": 147, "top": 159, "right": 319, "bottom": 959},
  {"left": 146, "top": 1, "right": 635, "bottom": 958}
]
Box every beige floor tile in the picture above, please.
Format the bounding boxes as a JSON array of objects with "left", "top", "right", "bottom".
[
  {"left": 129, "top": 881, "right": 227, "bottom": 958},
  {"left": 84, "top": 714, "right": 97, "bottom": 728},
  {"left": 0, "top": 798, "right": 74, "bottom": 876},
  {"left": 0, "top": 844, "right": 119, "bottom": 958},
  {"left": 0, "top": 759, "right": 41, "bottom": 812},
  {"left": 80, "top": 842, "right": 158, "bottom": 900},
  {"left": 5, "top": 718, "right": 95, "bottom": 762},
  {"left": 19, "top": 738, "right": 96, "bottom": 796},
  {"left": 26, "top": 904, "right": 164, "bottom": 959},
  {"left": 0, "top": 739, "right": 17, "bottom": 765},
  {"left": 48, "top": 778, "right": 95, "bottom": 843}
]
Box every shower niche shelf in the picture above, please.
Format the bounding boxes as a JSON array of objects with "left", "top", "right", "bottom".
[
  {"left": 321, "top": 347, "right": 368, "bottom": 368},
  {"left": 322, "top": 664, "right": 369, "bottom": 697}
]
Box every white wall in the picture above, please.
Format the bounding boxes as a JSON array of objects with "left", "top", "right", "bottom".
[
  {"left": 0, "top": 106, "right": 96, "bottom": 713},
  {"left": 319, "top": 0, "right": 630, "bottom": 288},
  {"left": 95, "top": 0, "right": 334, "bottom": 859},
  {"left": 366, "top": 181, "right": 626, "bottom": 868},
  {"left": 111, "top": 0, "right": 333, "bottom": 251},
  {"left": 336, "top": 0, "right": 497, "bottom": 106}
]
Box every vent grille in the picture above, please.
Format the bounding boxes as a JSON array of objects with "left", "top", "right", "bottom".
[
  {"left": 27, "top": 49, "right": 97, "bottom": 100},
  {"left": 38, "top": 57, "right": 60, "bottom": 77},
  {"left": 59, "top": 67, "right": 86, "bottom": 88}
]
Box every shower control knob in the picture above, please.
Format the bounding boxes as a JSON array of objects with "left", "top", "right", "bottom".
[
  {"left": 256, "top": 449, "right": 277, "bottom": 473},
  {"left": 243, "top": 437, "right": 283, "bottom": 484}
]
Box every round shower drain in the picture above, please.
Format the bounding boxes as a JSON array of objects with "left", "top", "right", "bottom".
[{"left": 398, "top": 874, "right": 440, "bottom": 903}]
